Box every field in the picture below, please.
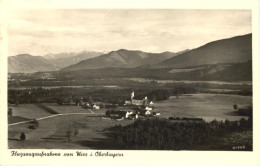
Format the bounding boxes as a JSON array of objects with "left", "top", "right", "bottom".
[
  {"left": 153, "top": 93, "right": 252, "bottom": 122},
  {"left": 8, "top": 93, "right": 252, "bottom": 149},
  {"left": 8, "top": 104, "right": 134, "bottom": 149},
  {"left": 9, "top": 104, "right": 51, "bottom": 119}
]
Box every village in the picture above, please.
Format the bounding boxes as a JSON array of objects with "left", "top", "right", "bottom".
[{"left": 58, "top": 91, "right": 160, "bottom": 120}]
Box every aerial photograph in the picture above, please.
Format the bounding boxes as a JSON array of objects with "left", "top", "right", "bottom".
[{"left": 7, "top": 9, "right": 252, "bottom": 150}]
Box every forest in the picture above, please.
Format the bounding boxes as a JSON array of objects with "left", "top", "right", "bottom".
[
  {"left": 8, "top": 83, "right": 199, "bottom": 105},
  {"left": 8, "top": 78, "right": 252, "bottom": 105},
  {"left": 106, "top": 117, "right": 252, "bottom": 150}
]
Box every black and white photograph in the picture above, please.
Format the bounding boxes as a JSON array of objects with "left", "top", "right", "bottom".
[
  {"left": 6, "top": 8, "right": 254, "bottom": 150},
  {"left": 0, "top": 0, "right": 259, "bottom": 165}
]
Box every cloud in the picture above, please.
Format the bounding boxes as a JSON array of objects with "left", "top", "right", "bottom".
[{"left": 8, "top": 9, "right": 251, "bottom": 56}]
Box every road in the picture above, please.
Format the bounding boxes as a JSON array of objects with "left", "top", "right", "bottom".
[{"left": 8, "top": 112, "right": 103, "bottom": 126}]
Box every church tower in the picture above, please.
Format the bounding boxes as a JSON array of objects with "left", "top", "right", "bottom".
[{"left": 131, "top": 91, "right": 134, "bottom": 101}]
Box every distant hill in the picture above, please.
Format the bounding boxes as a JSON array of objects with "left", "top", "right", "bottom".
[
  {"left": 55, "top": 60, "right": 252, "bottom": 81},
  {"left": 8, "top": 54, "right": 59, "bottom": 73},
  {"left": 156, "top": 34, "right": 252, "bottom": 68},
  {"left": 44, "top": 51, "right": 103, "bottom": 68},
  {"left": 63, "top": 49, "right": 177, "bottom": 71}
]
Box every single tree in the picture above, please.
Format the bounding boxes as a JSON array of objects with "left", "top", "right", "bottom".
[
  {"left": 74, "top": 129, "right": 79, "bottom": 136},
  {"left": 20, "top": 132, "right": 26, "bottom": 141},
  {"left": 233, "top": 104, "right": 238, "bottom": 111},
  {"left": 66, "top": 130, "right": 72, "bottom": 142}
]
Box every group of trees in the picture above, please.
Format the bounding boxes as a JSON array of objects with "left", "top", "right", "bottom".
[
  {"left": 135, "top": 85, "right": 197, "bottom": 101},
  {"left": 8, "top": 88, "right": 65, "bottom": 104},
  {"left": 8, "top": 87, "right": 131, "bottom": 105},
  {"left": 109, "top": 118, "right": 252, "bottom": 150},
  {"left": 163, "top": 61, "right": 252, "bottom": 81},
  {"left": 237, "top": 106, "right": 253, "bottom": 117},
  {"left": 105, "top": 110, "right": 126, "bottom": 119}
]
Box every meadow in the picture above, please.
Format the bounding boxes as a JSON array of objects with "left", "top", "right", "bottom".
[
  {"left": 153, "top": 93, "right": 252, "bottom": 122},
  {"left": 8, "top": 104, "right": 133, "bottom": 149}
]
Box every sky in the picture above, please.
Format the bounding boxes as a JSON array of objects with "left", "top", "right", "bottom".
[{"left": 8, "top": 9, "right": 251, "bottom": 56}]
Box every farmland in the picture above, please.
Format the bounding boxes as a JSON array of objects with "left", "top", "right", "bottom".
[{"left": 8, "top": 93, "right": 252, "bottom": 149}]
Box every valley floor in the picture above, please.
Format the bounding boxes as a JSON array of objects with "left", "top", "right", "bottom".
[{"left": 8, "top": 94, "right": 252, "bottom": 150}]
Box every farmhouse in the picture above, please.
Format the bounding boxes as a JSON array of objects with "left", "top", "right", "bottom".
[
  {"left": 125, "top": 111, "right": 139, "bottom": 119},
  {"left": 93, "top": 104, "right": 100, "bottom": 110},
  {"left": 145, "top": 110, "right": 151, "bottom": 115},
  {"left": 145, "top": 107, "right": 152, "bottom": 111}
]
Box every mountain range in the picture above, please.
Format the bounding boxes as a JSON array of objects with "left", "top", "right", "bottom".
[
  {"left": 8, "top": 51, "right": 103, "bottom": 73},
  {"left": 63, "top": 34, "right": 251, "bottom": 71},
  {"left": 156, "top": 34, "right": 252, "bottom": 68},
  {"left": 8, "top": 54, "right": 58, "bottom": 73},
  {"left": 62, "top": 49, "right": 178, "bottom": 71},
  {"left": 43, "top": 51, "right": 103, "bottom": 68},
  {"left": 8, "top": 33, "right": 252, "bottom": 73}
]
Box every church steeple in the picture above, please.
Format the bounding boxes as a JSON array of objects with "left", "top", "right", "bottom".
[{"left": 131, "top": 91, "right": 134, "bottom": 101}]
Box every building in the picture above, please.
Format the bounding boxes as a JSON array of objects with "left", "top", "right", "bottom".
[
  {"left": 145, "top": 110, "right": 151, "bottom": 115},
  {"left": 124, "top": 101, "right": 132, "bottom": 105},
  {"left": 93, "top": 105, "right": 100, "bottom": 109},
  {"left": 145, "top": 107, "right": 152, "bottom": 111},
  {"left": 131, "top": 99, "right": 143, "bottom": 105},
  {"left": 131, "top": 91, "right": 135, "bottom": 100},
  {"left": 125, "top": 91, "right": 152, "bottom": 106}
]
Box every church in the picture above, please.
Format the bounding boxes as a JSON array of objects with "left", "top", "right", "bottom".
[{"left": 124, "top": 91, "right": 147, "bottom": 106}]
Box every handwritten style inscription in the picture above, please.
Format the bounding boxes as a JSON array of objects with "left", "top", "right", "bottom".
[{"left": 11, "top": 151, "right": 124, "bottom": 158}]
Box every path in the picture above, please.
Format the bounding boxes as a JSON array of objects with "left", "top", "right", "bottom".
[
  {"left": 87, "top": 109, "right": 94, "bottom": 114},
  {"left": 8, "top": 112, "right": 103, "bottom": 126}
]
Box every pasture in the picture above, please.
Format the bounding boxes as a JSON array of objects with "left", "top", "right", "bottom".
[
  {"left": 153, "top": 93, "right": 252, "bottom": 122},
  {"left": 8, "top": 104, "right": 133, "bottom": 149}
]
